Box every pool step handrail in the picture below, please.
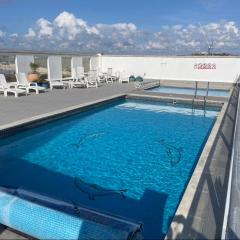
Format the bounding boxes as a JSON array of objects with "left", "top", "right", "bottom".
[
  {"left": 203, "top": 96, "right": 207, "bottom": 114},
  {"left": 203, "top": 82, "right": 209, "bottom": 113},
  {"left": 206, "top": 81, "right": 210, "bottom": 98},
  {"left": 192, "top": 81, "right": 198, "bottom": 109},
  {"left": 192, "top": 81, "right": 209, "bottom": 112},
  {"left": 194, "top": 81, "right": 198, "bottom": 98}
]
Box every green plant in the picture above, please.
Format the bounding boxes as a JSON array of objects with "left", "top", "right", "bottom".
[{"left": 30, "top": 62, "right": 39, "bottom": 73}]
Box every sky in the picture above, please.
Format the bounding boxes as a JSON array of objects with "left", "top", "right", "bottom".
[{"left": 0, "top": 0, "right": 240, "bottom": 54}]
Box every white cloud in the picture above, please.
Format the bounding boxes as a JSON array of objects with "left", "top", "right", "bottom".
[
  {"left": 25, "top": 28, "right": 36, "bottom": 38},
  {"left": 37, "top": 18, "right": 53, "bottom": 37},
  {"left": 146, "top": 41, "right": 165, "bottom": 50},
  {"left": 54, "top": 11, "right": 99, "bottom": 39},
  {"left": 2, "top": 11, "right": 240, "bottom": 54},
  {"left": 0, "top": 30, "right": 5, "bottom": 38},
  {"left": 224, "top": 21, "right": 239, "bottom": 35}
]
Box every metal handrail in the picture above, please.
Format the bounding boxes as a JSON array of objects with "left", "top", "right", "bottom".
[
  {"left": 221, "top": 82, "right": 240, "bottom": 239},
  {"left": 206, "top": 81, "right": 210, "bottom": 98},
  {"left": 192, "top": 81, "right": 198, "bottom": 109},
  {"left": 194, "top": 81, "right": 198, "bottom": 98},
  {"left": 202, "top": 82, "right": 209, "bottom": 113},
  {"left": 203, "top": 96, "right": 206, "bottom": 113}
]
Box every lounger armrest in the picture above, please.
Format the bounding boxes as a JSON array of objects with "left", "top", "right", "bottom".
[
  {"left": 8, "top": 82, "right": 18, "bottom": 87},
  {"left": 17, "top": 83, "right": 27, "bottom": 88},
  {"left": 8, "top": 84, "right": 18, "bottom": 89},
  {"left": 62, "top": 77, "right": 73, "bottom": 81},
  {"left": 45, "top": 78, "right": 62, "bottom": 83},
  {"left": 52, "top": 79, "right": 62, "bottom": 82},
  {"left": 8, "top": 82, "right": 19, "bottom": 89}
]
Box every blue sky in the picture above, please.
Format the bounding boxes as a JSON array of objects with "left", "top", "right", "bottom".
[
  {"left": 0, "top": 0, "right": 239, "bottom": 54},
  {"left": 0, "top": 0, "right": 239, "bottom": 32}
]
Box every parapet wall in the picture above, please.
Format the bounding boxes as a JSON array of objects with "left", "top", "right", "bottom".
[{"left": 99, "top": 55, "right": 240, "bottom": 83}]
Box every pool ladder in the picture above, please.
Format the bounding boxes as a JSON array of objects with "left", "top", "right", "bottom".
[
  {"left": 192, "top": 81, "right": 209, "bottom": 113},
  {"left": 191, "top": 81, "right": 198, "bottom": 110}
]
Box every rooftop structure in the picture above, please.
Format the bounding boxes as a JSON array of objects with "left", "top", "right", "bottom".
[{"left": 0, "top": 50, "right": 239, "bottom": 239}]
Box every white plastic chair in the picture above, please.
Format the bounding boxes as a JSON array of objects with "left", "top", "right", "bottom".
[
  {"left": 134, "top": 73, "right": 146, "bottom": 88},
  {"left": 16, "top": 73, "right": 46, "bottom": 94},
  {"left": 86, "top": 70, "right": 98, "bottom": 88},
  {"left": 70, "top": 67, "right": 87, "bottom": 88},
  {"left": 107, "top": 68, "right": 120, "bottom": 83},
  {"left": 119, "top": 71, "right": 130, "bottom": 84},
  {"left": 97, "top": 72, "right": 107, "bottom": 84},
  {"left": 115, "top": 71, "right": 120, "bottom": 82},
  {"left": 47, "top": 56, "right": 72, "bottom": 90},
  {"left": 0, "top": 74, "right": 26, "bottom": 97}
]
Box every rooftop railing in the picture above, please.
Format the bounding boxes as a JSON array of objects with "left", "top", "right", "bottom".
[{"left": 222, "top": 81, "right": 240, "bottom": 239}]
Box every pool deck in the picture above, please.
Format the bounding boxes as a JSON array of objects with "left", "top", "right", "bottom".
[
  {"left": 0, "top": 81, "right": 230, "bottom": 127},
  {"left": 0, "top": 82, "right": 136, "bottom": 126},
  {"left": 0, "top": 81, "right": 235, "bottom": 239}
]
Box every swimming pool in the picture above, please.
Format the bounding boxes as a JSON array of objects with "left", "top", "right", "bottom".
[
  {"left": 0, "top": 99, "right": 219, "bottom": 239},
  {"left": 147, "top": 86, "right": 230, "bottom": 97}
]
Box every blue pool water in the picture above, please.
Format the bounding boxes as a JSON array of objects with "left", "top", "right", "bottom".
[
  {"left": 0, "top": 99, "right": 219, "bottom": 239},
  {"left": 148, "top": 86, "right": 229, "bottom": 97}
]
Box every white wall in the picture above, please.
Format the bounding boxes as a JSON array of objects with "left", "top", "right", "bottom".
[
  {"left": 15, "top": 55, "right": 34, "bottom": 74},
  {"left": 100, "top": 55, "right": 240, "bottom": 83}
]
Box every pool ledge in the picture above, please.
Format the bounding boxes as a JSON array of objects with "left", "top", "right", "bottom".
[
  {"left": 127, "top": 92, "right": 224, "bottom": 107},
  {"left": 165, "top": 86, "right": 237, "bottom": 239}
]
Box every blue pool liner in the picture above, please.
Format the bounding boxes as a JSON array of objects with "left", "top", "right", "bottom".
[{"left": 0, "top": 186, "right": 142, "bottom": 240}]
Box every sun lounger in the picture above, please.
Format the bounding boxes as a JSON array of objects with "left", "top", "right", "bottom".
[
  {"left": 70, "top": 67, "right": 87, "bottom": 88},
  {"left": 86, "top": 70, "right": 98, "bottom": 88},
  {"left": 0, "top": 74, "right": 26, "bottom": 97},
  {"left": 119, "top": 71, "right": 130, "bottom": 83},
  {"left": 16, "top": 73, "right": 46, "bottom": 94}
]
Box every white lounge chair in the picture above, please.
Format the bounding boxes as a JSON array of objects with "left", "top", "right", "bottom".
[
  {"left": 97, "top": 72, "right": 107, "bottom": 84},
  {"left": 115, "top": 71, "right": 120, "bottom": 82},
  {"left": 106, "top": 68, "right": 120, "bottom": 83},
  {"left": 119, "top": 71, "right": 130, "bottom": 84},
  {"left": 47, "top": 77, "right": 70, "bottom": 90},
  {"left": 16, "top": 73, "right": 46, "bottom": 94},
  {"left": 0, "top": 74, "right": 26, "bottom": 97},
  {"left": 70, "top": 67, "right": 87, "bottom": 88},
  {"left": 47, "top": 56, "right": 72, "bottom": 90},
  {"left": 86, "top": 70, "right": 98, "bottom": 88},
  {"left": 106, "top": 68, "right": 115, "bottom": 84}
]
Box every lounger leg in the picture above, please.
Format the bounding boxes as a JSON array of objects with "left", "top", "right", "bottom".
[
  {"left": 4, "top": 91, "right": 7, "bottom": 97},
  {"left": 36, "top": 89, "right": 39, "bottom": 94},
  {"left": 14, "top": 92, "right": 18, "bottom": 98}
]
